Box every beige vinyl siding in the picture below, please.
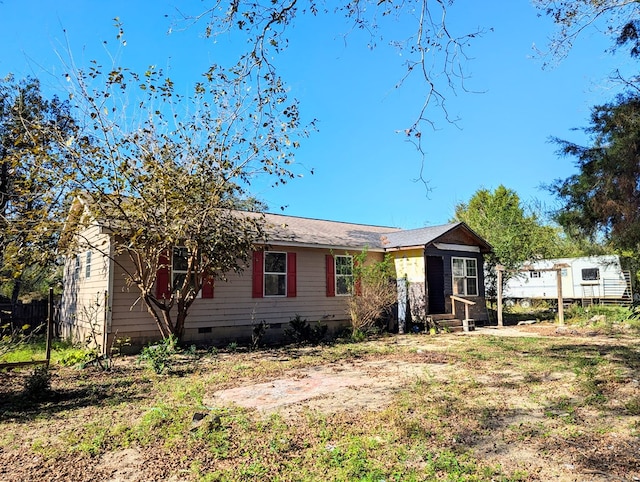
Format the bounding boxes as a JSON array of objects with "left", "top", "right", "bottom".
[
  {"left": 60, "top": 223, "right": 111, "bottom": 351},
  {"left": 108, "top": 246, "right": 384, "bottom": 346}
]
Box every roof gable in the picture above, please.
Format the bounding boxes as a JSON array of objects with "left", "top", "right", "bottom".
[{"left": 381, "top": 222, "right": 492, "bottom": 253}]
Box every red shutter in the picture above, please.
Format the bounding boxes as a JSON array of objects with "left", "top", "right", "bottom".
[
  {"left": 156, "top": 251, "right": 171, "bottom": 299},
  {"left": 287, "top": 252, "right": 297, "bottom": 297},
  {"left": 202, "top": 274, "right": 214, "bottom": 299},
  {"left": 326, "top": 254, "right": 335, "bottom": 297},
  {"left": 252, "top": 250, "right": 264, "bottom": 298}
]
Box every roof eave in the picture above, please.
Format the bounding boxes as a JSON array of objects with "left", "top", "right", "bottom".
[{"left": 257, "top": 240, "right": 386, "bottom": 252}]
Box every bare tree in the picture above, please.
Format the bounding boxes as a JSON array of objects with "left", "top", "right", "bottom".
[
  {"left": 533, "top": 0, "right": 640, "bottom": 64},
  {"left": 172, "top": 1, "right": 485, "bottom": 184},
  {"left": 58, "top": 34, "right": 308, "bottom": 340}
]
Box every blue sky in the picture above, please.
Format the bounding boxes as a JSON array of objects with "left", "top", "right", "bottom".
[{"left": 1, "top": 1, "right": 633, "bottom": 229}]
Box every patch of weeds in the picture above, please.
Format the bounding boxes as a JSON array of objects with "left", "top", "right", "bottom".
[
  {"left": 349, "top": 328, "right": 367, "bottom": 342},
  {"left": 422, "top": 449, "right": 479, "bottom": 479},
  {"left": 226, "top": 341, "right": 238, "bottom": 352},
  {"left": 108, "top": 423, "right": 136, "bottom": 448},
  {"left": 321, "top": 436, "right": 386, "bottom": 480},
  {"left": 251, "top": 320, "right": 269, "bottom": 350},
  {"left": 508, "top": 421, "right": 544, "bottom": 441},
  {"left": 135, "top": 403, "right": 193, "bottom": 447},
  {"left": 625, "top": 398, "right": 640, "bottom": 415},
  {"left": 70, "top": 422, "right": 110, "bottom": 456},
  {"left": 160, "top": 377, "right": 206, "bottom": 404},
  {"left": 255, "top": 413, "right": 294, "bottom": 453},
  {"left": 625, "top": 315, "right": 640, "bottom": 333},
  {"left": 544, "top": 397, "right": 578, "bottom": 424},
  {"left": 237, "top": 461, "right": 270, "bottom": 478},
  {"left": 23, "top": 365, "right": 51, "bottom": 400},
  {"left": 573, "top": 355, "right": 607, "bottom": 405},
  {"left": 57, "top": 348, "right": 96, "bottom": 367},
  {"left": 30, "top": 438, "right": 58, "bottom": 458},
  {"left": 459, "top": 347, "right": 491, "bottom": 362},
  {"left": 191, "top": 411, "right": 233, "bottom": 459},
  {"left": 233, "top": 363, "right": 251, "bottom": 372},
  {"left": 137, "top": 336, "right": 177, "bottom": 374},
  {"left": 1, "top": 338, "right": 88, "bottom": 365},
  {"left": 61, "top": 414, "right": 136, "bottom": 456}
]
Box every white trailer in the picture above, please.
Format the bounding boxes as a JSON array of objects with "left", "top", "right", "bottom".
[{"left": 503, "top": 255, "right": 632, "bottom": 306}]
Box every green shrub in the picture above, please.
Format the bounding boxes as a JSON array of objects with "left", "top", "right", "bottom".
[
  {"left": 284, "top": 315, "right": 327, "bottom": 345},
  {"left": 23, "top": 365, "right": 51, "bottom": 399},
  {"left": 137, "top": 336, "right": 177, "bottom": 374}
]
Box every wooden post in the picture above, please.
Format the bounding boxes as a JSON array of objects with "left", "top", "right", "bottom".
[
  {"left": 556, "top": 268, "right": 565, "bottom": 326},
  {"left": 45, "top": 287, "right": 53, "bottom": 367},
  {"left": 397, "top": 277, "right": 407, "bottom": 334},
  {"left": 496, "top": 265, "right": 504, "bottom": 327}
]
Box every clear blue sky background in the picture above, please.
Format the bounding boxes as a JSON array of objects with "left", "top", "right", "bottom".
[{"left": 1, "top": 1, "right": 633, "bottom": 229}]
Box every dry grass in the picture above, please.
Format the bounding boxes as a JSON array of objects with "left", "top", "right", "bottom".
[{"left": 1, "top": 324, "right": 639, "bottom": 481}]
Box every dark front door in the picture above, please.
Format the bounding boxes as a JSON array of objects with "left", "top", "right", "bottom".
[{"left": 426, "top": 255, "right": 446, "bottom": 314}]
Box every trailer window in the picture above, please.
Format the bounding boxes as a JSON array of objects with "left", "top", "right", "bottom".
[
  {"left": 581, "top": 268, "right": 600, "bottom": 281},
  {"left": 529, "top": 271, "right": 541, "bottom": 278}
]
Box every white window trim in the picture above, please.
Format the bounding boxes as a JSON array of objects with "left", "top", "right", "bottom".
[
  {"left": 264, "top": 251, "right": 287, "bottom": 297},
  {"left": 172, "top": 246, "right": 202, "bottom": 298},
  {"left": 335, "top": 255, "right": 354, "bottom": 297},
  {"left": 74, "top": 254, "right": 81, "bottom": 280},
  {"left": 85, "top": 251, "right": 92, "bottom": 279},
  {"left": 452, "top": 257, "right": 479, "bottom": 297}
]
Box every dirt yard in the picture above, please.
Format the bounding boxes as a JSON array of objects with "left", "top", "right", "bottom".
[{"left": 1, "top": 324, "right": 639, "bottom": 481}]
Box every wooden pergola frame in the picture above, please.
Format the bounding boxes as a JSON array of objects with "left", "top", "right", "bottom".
[{"left": 495, "top": 264, "right": 569, "bottom": 327}]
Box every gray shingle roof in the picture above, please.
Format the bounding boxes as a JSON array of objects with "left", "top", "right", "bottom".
[
  {"left": 261, "top": 212, "right": 401, "bottom": 250},
  {"left": 380, "top": 222, "right": 463, "bottom": 249},
  {"left": 261, "top": 215, "right": 491, "bottom": 253},
  {"left": 70, "top": 192, "right": 490, "bottom": 252}
]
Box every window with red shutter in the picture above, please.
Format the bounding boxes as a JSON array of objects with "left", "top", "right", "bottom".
[
  {"left": 156, "top": 251, "right": 171, "bottom": 299},
  {"left": 326, "top": 254, "right": 335, "bottom": 297},
  {"left": 202, "top": 274, "right": 214, "bottom": 299},
  {"left": 286, "top": 252, "right": 297, "bottom": 297},
  {"left": 253, "top": 250, "right": 297, "bottom": 298},
  {"left": 252, "top": 250, "right": 264, "bottom": 298}
]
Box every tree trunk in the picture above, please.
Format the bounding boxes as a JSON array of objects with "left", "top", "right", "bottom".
[
  {"left": 174, "top": 300, "right": 188, "bottom": 340},
  {"left": 143, "top": 294, "right": 173, "bottom": 339},
  {"left": 10, "top": 278, "right": 21, "bottom": 331}
]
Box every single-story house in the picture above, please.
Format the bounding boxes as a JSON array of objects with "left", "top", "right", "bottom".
[{"left": 60, "top": 199, "right": 492, "bottom": 353}]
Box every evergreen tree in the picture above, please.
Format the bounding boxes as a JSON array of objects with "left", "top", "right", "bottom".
[{"left": 550, "top": 94, "right": 640, "bottom": 253}]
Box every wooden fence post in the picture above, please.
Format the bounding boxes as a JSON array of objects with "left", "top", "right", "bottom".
[
  {"left": 496, "top": 265, "right": 504, "bottom": 327},
  {"left": 556, "top": 268, "right": 565, "bottom": 326},
  {"left": 45, "top": 287, "right": 53, "bottom": 367}
]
